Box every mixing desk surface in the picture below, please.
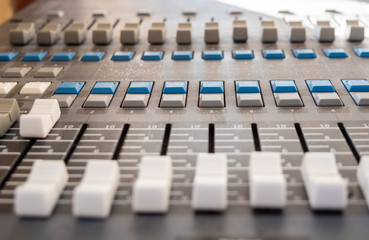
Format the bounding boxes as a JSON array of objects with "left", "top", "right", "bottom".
[{"left": 3, "top": 0, "right": 369, "bottom": 239}]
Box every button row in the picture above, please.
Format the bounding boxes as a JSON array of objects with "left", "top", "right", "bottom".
[
  {"left": 2, "top": 66, "right": 63, "bottom": 78},
  {"left": 1, "top": 48, "right": 367, "bottom": 63},
  {"left": 17, "top": 151, "right": 369, "bottom": 217}
]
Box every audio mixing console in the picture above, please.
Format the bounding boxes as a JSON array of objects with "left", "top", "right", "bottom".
[{"left": 2, "top": 0, "right": 369, "bottom": 239}]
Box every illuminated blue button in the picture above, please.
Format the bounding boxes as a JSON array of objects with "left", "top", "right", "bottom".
[
  {"left": 262, "top": 49, "right": 285, "bottom": 59},
  {"left": 22, "top": 52, "right": 48, "bottom": 61},
  {"left": 323, "top": 48, "right": 348, "bottom": 58},
  {"left": 163, "top": 81, "right": 188, "bottom": 94},
  {"left": 235, "top": 81, "right": 260, "bottom": 93},
  {"left": 306, "top": 80, "right": 335, "bottom": 93},
  {"left": 127, "top": 82, "right": 154, "bottom": 94},
  {"left": 142, "top": 51, "right": 164, "bottom": 61},
  {"left": 172, "top": 51, "right": 193, "bottom": 60},
  {"left": 342, "top": 79, "right": 369, "bottom": 92},
  {"left": 200, "top": 81, "right": 224, "bottom": 93},
  {"left": 81, "top": 52, "right": 105, "bottom": 61},
  {"left": 202, "top": 50, "right": 223, "bottom": 60},
  {"left": 353, "top": 48, "right": 369, "bottom": 58},
  {"left": 0, "top": 52, "right": 19, "bottom": 61},
  {"left": 292, "top": 49, "right": 316, "bottom": 59},
  {"left": 111, "top": 51, "right": 135, "bottom": 61},
  {"left": 271, "top": 80, "right": 297, "bottom": 93},
  {"left": 51, "top": 52, "right": 76, "bottom": 61},
  {"left": 91, "top": 82, "right": 119, "bottom": 94},
  {"left": 55, "top": 82, "right": 85, "bottom": 94},
  {"left": 232, "top": 50, "right": 254, "bottom": 60}
]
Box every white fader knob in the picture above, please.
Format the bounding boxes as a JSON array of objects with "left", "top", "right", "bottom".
[
  {"left": 148, "top": 22, "right": 166, "bottom": 44},
  {"left": 301, "top": 152, "right": 348, "bottom": 210},
  {"left": 345, "top": 18, "right": 364, "bottom": 42},
  {"left": 288, "top": 20, "right": 305, "bottom": 43},
  {"left": 176, "top": 22, "right": 192, "bottom": 44},
  {"left": 64, "top": 22, "right": 87, "bottom": 45},
  {"left": 249, "top": 152, "right": 286, "bottom": 208},
  {"left": 121, "top": 22, "right": 140, "bottom": 44},
  {"left": 233, "top": 20, "right": 247, "bottom": 42},
  {"left": 15, "top": 160, "right": 68, "bottom": 217},
  {"left": 93, "top": 22, "right": 113, "bottom": 45},
  {"left": 37, "top": 22, "right": 61, "bottom": 46},
  {"left": 20, "top": 99, "right": 61, "bottom": 138},
  {"left": 314, "top": 20, "right": 335, "bottom": 43},
  {"left": 204, "top": 22, "right": 220, "bottom": 44},
  {"left": 73, "top": 160, "right": 120, "bottom": 218},
  {"left": 357, "top": 156, "right": 369, "bottom": 208},
  {"left": 192, "top": 153, "right": 228, "bottom": 211},
  {"left": 132, "top": 156, "right": 172, "bottom": 213},
  {"left": 9, "top": 22, "right": 35, "bottom": 45}
]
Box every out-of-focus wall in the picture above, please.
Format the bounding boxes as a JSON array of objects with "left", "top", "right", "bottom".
[
  {"left": 0, "top": 0, "right": 14, "bottom": 24},
  {"left": 0, "top": 0, "right": 36, "bottom": 24}
]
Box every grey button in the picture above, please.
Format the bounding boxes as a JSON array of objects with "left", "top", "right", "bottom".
[
  {"left": 122, "top": 94, "right": 149, "bottom": 108},
  {"left": 312, "top": 92, "right": 343, "bottom": 106},
  {"left": 199, "top": 94, "right": 224, "bottom": 108},
  {"left": 51, "top": 94, "right": 76, "bottom": 108},
  {"left": 148, "top": 22, "right": 166, "bottom": 44},
  {"left": 351, "top": 92, "right": 369, "bottom": 106},
  {"left": 20, "top": 82, "right": 51, "bottom": 95},
  {"left": 121, "top": 23, "right": 140, "bottom": 44},
  {"left": 3, "top": 67, "right": 32, "bottom": 78},
  {"left": 35, "top": 67, "right": 63, "bottom": 78},
  {"left": 0, "top": 98, "right": 20, "bottom": 136},
  {"left": 237, "top": 93, "right": 263, "bottom": 107},
  {"left": 84, "top": 94, "right": 113, "bottom": 108},
  {"left": 0, "top": 82, "right": 17, "bottom": 94},
  {"left": 233, "top": 20, "right": 247, "bottom": 42},
  {"left": 204, "top": 22, "right": 219, "bottom": 44},
  {"left": 160, "top": 94, "right": 186, "bottom": 108},
  {"left": 64, "top": 22, "right": 87, "bottom": 45},
  {"left": 261, "top": 20, "right": 277, "bottom": 43},
  {"left": 9, "top": 22, "right": 35, "bottom": 45},
  {"left": 274, "top": 92, "right": 303, "bottom": 107},
  {"left": 37, "top": 22, "right": 61, "bottom": 46},
  {"left": 93, "top": 23, "right": 113, "bottom": 45}
]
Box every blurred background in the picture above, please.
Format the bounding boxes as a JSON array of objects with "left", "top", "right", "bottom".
[{"left": 0, "top": 0, "right": 35, "bottom": 24}]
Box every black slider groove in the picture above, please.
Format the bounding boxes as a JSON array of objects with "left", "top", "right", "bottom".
[
  {"left": 112, "top": 124, "right": 130, "bottom": 160},
  {"left": 251, "top": 123, "right": 261, "bottom": 151},
  {"left": 294, "top": 123, "right": 309, "bottom": 153},
  {"left": 338, "top": 122, "right": 361, "bottom": 162},
  {"left": 208, "top": 123, "right": 215, "bottom": 153},
  {"left": 112, "top": 19, "right": 120, "bottom": 28},
  {"left": 0, "top": 138, "right": 36, "bottom": 190},
  {"left": 64, "top": 124, "right": 88, "bottom": 164},
  {"left": 160, "top": 124, "right": 172, "bottom": 156}
]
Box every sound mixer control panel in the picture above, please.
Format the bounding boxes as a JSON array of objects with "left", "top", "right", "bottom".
[{"left": 2, "top": 0, "right": 369, "bottom": 239}]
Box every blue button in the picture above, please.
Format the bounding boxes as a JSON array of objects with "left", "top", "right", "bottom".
[
  {"left": 91, "top": 82, "right": 119, "bottom": 94},
  {"left": 172, "top": 51, "right": 193, "bottom": 60},
  {"left": 263, "top": 49, "right": 285, "bottom": 59},
  {"left": 111, "top": 51, "right": 135, "bottom": 61},
  {"left": 142, "top": 51, "right": 164, "bottom": 61},
  {"left": 271, "top": 80, "right": 298, "bottom": 93},
  {"left": 200, "top": 81, "right": 224, "bottom": 93},
  {"left": 55, "top": 82, "right": 85, "bottom": 94},
  {"left": 81, "top": 52, "right": 105, "bottom": 61},
  {"left": 127, "top": 82, "right": 154, "bottom": 94},
  {"left": 323, "top": 48, "right": 348, "bottom": 58},
  {"left": 353, "top": 48, "right": 369, "bottom": 58},
  {"left": 202, "top": 50, "right": 223, "bottom": 60},
  {"left": 342, "top": 79, "right": 369, "bottom": 92},
  {"left": 163, "top": 81, "right": 188, "bottom": 94},
  {"left": 51, "top": 52, "right": 77, "bottom": 61},
  {"left": 292, "top": 49, "right": 317, "bottom": 59},
  {"left": 22, "top": 52, "right": 48, "bottom": 61},
  {"left": 0, "top": 52, "right": 19, "bottom": 61},
  {"left": 235, "top": 81, "right": 260, "bottom": 93},
  {"left": 232, "top": 50, "right": 254, "bottom": 60},
  {"left": 306, "top": 80, "right": 335, "bottom": 93}
]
